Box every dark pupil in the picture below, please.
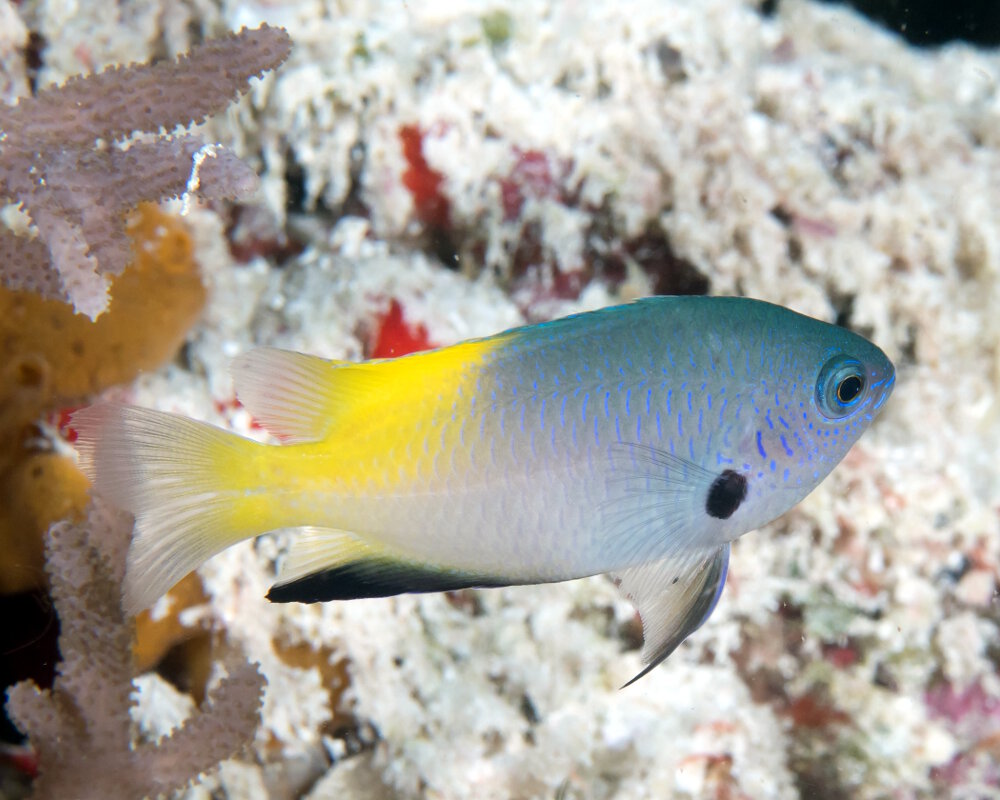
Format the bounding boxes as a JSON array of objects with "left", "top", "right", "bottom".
[{"left": 837, "top": 375, "right": 862, "bottom": 404}]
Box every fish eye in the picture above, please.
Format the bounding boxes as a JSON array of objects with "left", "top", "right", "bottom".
[
  {"left": 817, "top": 356, "right": 866, "bottom": 419},
  {"left": 836, "top": 374, "right": 863, "bottom": 404}
]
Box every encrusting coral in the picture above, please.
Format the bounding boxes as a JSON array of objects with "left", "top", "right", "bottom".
[
  {"left": 0, "top": 23, "right": 291, "bottom": 319},
  {"left": 4, "top": 497, "right": 266, "bottom": 800}
]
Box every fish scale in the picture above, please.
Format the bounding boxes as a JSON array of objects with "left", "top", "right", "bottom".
[{"left": 73, "top": 295, "right": 894, "bottom": 683}]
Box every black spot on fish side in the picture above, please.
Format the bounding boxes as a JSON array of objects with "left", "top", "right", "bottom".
[{"left": 705, "top": 470, "right": 748, "bottom": 520}]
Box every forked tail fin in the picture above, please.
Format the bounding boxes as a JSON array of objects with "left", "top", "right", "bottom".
[{"left": 72, "top": 404, "right": 273, "bottom": 615}]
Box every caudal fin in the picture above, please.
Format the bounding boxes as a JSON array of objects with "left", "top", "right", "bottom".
[{"left": 73, "top": 404, "right": 267, "bottom": 615}]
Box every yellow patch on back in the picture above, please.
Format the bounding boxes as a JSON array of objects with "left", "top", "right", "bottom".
[
  {"left": 350, "top": 337, "right": 501, "bottom": 419},
  {"left": 328, "top": 336, "right": 507, "bottom": 487}
]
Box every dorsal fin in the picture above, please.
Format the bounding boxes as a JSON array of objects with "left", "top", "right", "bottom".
[
  {"left": 614, "top": 544, "right": 730, "bottom": 687},
  {"left": 231, "top": 347, "right": 385, "bottom": 443}
]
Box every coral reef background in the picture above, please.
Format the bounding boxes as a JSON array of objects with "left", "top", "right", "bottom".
[{"left": 1, "top": 0, "right": 999, "bottom": 798}]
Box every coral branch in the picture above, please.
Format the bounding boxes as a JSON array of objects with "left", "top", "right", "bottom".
[
  {"left": 3, "top": 498, "right": 266, "bottom": 800},
  {"left": 0, "top": 27, "right": 291, "bottom": 147},
  {"left": 0, "top": 24, "right": 292, "bottom": 319},
  {"left": 138, "top": 658, "right": 264, "bottom": 791}
]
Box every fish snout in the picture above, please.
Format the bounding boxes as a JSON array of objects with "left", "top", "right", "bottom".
[{"left": 869, "top": 357, "right": 895, "bottom": 413}]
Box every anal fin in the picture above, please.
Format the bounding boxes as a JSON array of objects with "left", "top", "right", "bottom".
[
  {"left": 267, "top": 527, "right": 511, "bottom": 603},
  {"left": 614, "top": 543, "right": 730, "bottom": 687}
]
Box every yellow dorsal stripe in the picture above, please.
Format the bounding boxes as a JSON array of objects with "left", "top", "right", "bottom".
[
  {"left": 234, "top": 335, "right": 507, "bottom": 445},
  {"left": 225, "top": 334, "right": 510, "bottom": 509}
]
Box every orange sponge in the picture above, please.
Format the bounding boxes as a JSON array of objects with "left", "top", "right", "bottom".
[
  {"left": 0, "top": 203, "right": 206, "bottom": 415},
  {"left": 0, "top": 203, "right": 207, "bottom": 595}
]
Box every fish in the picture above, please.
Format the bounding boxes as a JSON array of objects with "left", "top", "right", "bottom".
[{"left": 72, "top": 296, "right": 895, "bottom": 684}]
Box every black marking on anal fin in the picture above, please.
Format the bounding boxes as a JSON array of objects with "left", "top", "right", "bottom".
[
  {"left": 266, "top": 559, "right": 514, "bottom": 603},
  {"left": 705, "top": 469, "right": 747, "bottom": 520}
]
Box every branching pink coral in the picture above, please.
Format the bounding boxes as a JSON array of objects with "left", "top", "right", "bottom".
[
  {"left": 4, "top": 498, "right": 266, "bottom": 800},
  {"left": 0, "top": 24, "right": 292, "bottom": 319}
]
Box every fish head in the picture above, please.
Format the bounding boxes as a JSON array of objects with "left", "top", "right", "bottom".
[
  {"left": 798, "top": 321, "right": 896, "bottom": 459},
  {"left": 721, "top": 308, "right": 895, "bottom": 536}
]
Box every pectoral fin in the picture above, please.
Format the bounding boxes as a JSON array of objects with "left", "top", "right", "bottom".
[
  {"left": 600, "top": 443, "right": 724, "bottom": 564},
  {"left": 614, "top": 543, "right": 730, "bottom": 687}
]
